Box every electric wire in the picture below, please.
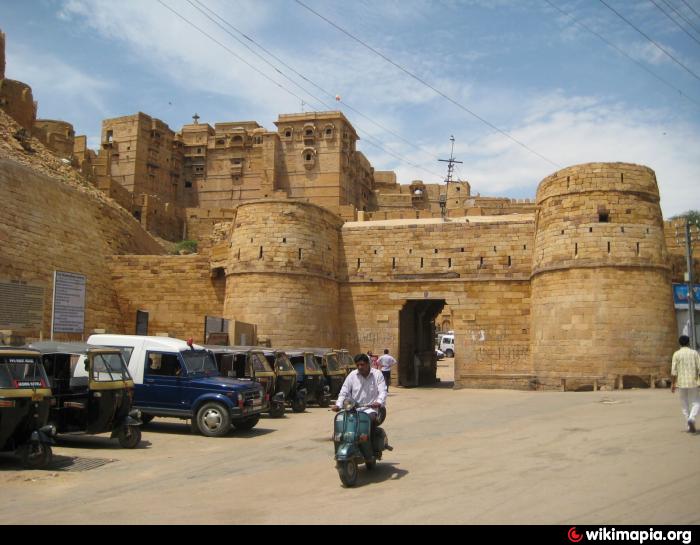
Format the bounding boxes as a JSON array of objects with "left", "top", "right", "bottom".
[
  {"left": 679, "top": 0, "right": 700, "bottom": 21},
  {"left": 294, "top": 0, "right": 562, "bottom": 170},
  {"left": 158, "top": 0, "right": 444, "bottom": 180},
  {"left": 598, "top": 0, "right": 700, "bottom": 82},
  {"left": 544, "top": 0, "right": 700, "bottom": 109},
  {"left": 650, "top": 0, "right": 700, "bottom": 46},
  {"left": 191, "top": 0, "right": 443, "bottom": 165},
  {"left": 660, "top": 0, "right": 700, "bottom": 35}
]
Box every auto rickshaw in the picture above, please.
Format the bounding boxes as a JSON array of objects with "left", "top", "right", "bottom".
[
  {"left": 206, "top": 345, "right": 283, "bottom": 417},
  {"left": 336, "top": 349, "right": 356, "bottom": 377},
  {"left": 261, "top": 349, "right": 306, "bottom": 413},
  {"left": 29, "top": 342, "right": 142, "bottom": 449},
  {"left": 302, "top": 348, "right": 346, "bottom": 400},
  {"left": 0, "top": 347, "right": 55, "bottom": 468},
  {"left": 285, "top": 349, "right": 330, "bottom": 407}
]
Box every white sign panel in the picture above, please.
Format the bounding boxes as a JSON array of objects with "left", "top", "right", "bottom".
[{"left": 52, "top": 271, "right": 86, "bottom": 335}]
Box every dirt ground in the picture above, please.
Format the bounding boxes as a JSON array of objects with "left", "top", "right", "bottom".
[{"left": 1, "top": 359, "right": 698, "bottom": 525}]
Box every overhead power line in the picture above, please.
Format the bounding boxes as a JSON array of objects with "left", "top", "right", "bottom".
[
  {"left": 679, "top": 0, "right": 700, "bottom": 21},
  {"left": 544, "top": 0, "right": 700, "bottom": 110},
  {"left": 660, "top": 0, "right": 700, "bottom": 35},
  {"left": 649, "top": 0, "right": 700, "bottom": 46},
  {"left": 294, "top": 0, "right": 561, "bottom": 170},
  {"left": 598, "top": 0, "right": 700, "bottom": 82}
]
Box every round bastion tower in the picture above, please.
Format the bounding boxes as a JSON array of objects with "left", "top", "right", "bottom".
[
  {"left": 530, "top": 163, "right": 677, "bottom": 390},
  {"left": 224, "top": 200, "right": 343, "bottom": 347}
]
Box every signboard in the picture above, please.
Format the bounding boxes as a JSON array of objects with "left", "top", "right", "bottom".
[
  {"left": 0, "top": 279, "right": 44, "bottom": 330},
  {"left": 51, "top": 271, "right": 86, "bottom": 335},
  {"left": 672, "top": 283, "right": 700, "bottom": 308}
]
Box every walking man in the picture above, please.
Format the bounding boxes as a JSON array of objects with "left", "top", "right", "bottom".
[
  {"left": 377, "top": 349, "right": 397, "bottom": 392},
  {"left": 671, "top": 335, "right": 700, "bottom": 433}
]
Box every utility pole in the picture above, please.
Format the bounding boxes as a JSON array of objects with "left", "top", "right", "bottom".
[
  {"left": 677, "top": 217, "right": 700, "bottom": 348},
  {"left": 438, "top": 136, "right": 463, "bottom": 219}
]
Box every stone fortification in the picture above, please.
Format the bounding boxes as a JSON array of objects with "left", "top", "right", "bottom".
[
  {"left": 33, "top": 119, "right": 75, "bottom": 159},
  {"left": 530, "top": 163, "right": 677, "bottom": 389},
  {"left": 223, "top": 200, "right": 342, "bottom": 347},
  {"left": 0, "top": 79, "right": 36, "bottom": 132}
]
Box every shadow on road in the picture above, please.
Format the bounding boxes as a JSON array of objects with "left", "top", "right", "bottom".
[
  {"left": 53, "top": 435, "right": 153, "bottom": 451},
  {"left": 346, "top": 462, "right": 408, "bottom": 488},
  {"left": 141, "top": 420, "right": 276, "bottom": 438}
]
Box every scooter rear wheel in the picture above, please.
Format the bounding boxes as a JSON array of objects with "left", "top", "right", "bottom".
[{"left": 337, "top": 460, "right": 358, "bottom": 487}]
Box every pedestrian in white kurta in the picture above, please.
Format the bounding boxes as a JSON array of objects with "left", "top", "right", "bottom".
[{"left": 671, "top": 335, "right": 700, "bottom": 433}]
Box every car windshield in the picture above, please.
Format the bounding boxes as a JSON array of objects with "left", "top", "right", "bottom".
[
  {"left": 181, "top": 350, "right": 219, "bottom": 375},
  {"left": 325, "top": 354, "right": 341, "bottom": 372},
  {"left": 304, "top": 354, "right": 320, "bottom": 372},
  {"left": 274, "top": 353, "right": 295, "bottom": 372},
  {"left": 91, "top": 352, "right": 132, "bottom": 382},
  {"left": 249, "top": 353, "right": 273, "bottom": 374},
  {"left": 0, "top": 355, "right": 49, "bottom": 389}
]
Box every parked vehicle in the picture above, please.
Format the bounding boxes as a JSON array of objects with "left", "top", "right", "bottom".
[
  {"left": 260, "top": 349, "right": 306, "bottom": 413},
  {"left": 333, "top": 399, "right": 392, "bottom": 487},
  {"left": 435, "top": 349, "right": 445, "bottom": 361},
  {"left": 29, "top": 342, "right": 142, "bottom": 448},
  {"left": 335, "top": 349, "right": 356, "bottom": 377},
  {"left": 0, "top": 347, "right": 55, "bottom": 468},
  {"left": 439, "top": 334, "right": 455, "bottom": 358},
  {"left": 87, "top": 335, "right": 266, "bottom": 437},
  {"left": 285, "top": 349, "right": 330, "bottom": 407},
  {"left": 206, "top": 345, "right": 285, "bottom": 417},
  {"left": 303, "top": 348, "right": 345, "bottom": 400}
]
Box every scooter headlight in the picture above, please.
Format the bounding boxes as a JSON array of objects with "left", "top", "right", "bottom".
[{"left": 342, "top": 399, "right": 357, "bottom": 411}]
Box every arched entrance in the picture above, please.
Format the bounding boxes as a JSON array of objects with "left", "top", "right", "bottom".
[{"left": 398, "top": 299, "right": 446, "bottom": 387}]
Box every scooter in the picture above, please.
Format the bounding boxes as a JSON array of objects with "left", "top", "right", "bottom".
[{"left": 332, "top": 399, "right": 392, "bottom": 487}]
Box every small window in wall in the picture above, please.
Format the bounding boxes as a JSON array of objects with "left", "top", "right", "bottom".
[
  {"left": 197, "top": 147, "right": 202, "bottom": 154},
  {"left": 185, "top": 181, "right": 192, "bottom": 188}
]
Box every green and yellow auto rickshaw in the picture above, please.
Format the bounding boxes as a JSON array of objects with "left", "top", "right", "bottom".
[
  {"left": 285, "top": 348, "right": 330, "bottom": 407},
  {"left": 336, "top": 349, "right": 356, "bottom": 377},
  {"left": 206, "top": 345, "right": 282, "bottom": 417},
  {"left": 29, "top": 342, "right": 142, "bottom": 449},
  {"left": 302, "top": 348, "right": 346, "bottom": 400},
  {"left": 261, "top": 349, "right": 306, "bottom": 413},
  {"left": 0, "top": 347, "right": 55, "bottom": 468}
]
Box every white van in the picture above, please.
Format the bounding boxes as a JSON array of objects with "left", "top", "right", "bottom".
[{"left": 439, "top": 335, "right": 455, "bottom": 358}]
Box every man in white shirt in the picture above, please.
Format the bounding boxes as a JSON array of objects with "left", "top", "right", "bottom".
[
  {"left": 332, "top": 353, "right": 387, "bottom": 421},
  {"left": 377, "top": 349, "right": 397, "bottom": 392},
  {"left": 671, "top": 335, "right": 700, "bottom": 433}
]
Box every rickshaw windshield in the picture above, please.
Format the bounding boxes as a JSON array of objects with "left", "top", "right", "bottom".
[
  {"left": 182, "top": 350, "right": 219, "bottom": 375},
  {"left": 339, "top": 353, "right": 353, "bottom": 368},
  {"left": 325, "top": 354, "right": 341, "bottom": 372},
  {"left": 304, "top": 354, "right": 320, "bottom": 372},
  {"left": 250, "top": 353, "right": 272, "bottom": 373},
  {"left": 91, "top": 352, "right": 131, "bottom": 382},
  {"left": 0, "top": 356, "right": 48, "bottom": 389},
  {"left": 274, "top": 354, "right": 294, "bottom": 372}
]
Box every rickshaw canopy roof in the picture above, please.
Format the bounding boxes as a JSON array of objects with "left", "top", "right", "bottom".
[{"left": 26, "top": 341, "right": 121, "bottom": 356}]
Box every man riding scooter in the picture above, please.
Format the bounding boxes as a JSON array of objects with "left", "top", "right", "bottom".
[
  {"left": 331, "top": 353, "right": 391, "bottom": 486},
  {"left": 331, "top": 353, "right": 387, "bottom": 420}
]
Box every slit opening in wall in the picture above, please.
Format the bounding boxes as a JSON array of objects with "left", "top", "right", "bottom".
[
  {"left": 575, "top": 243, "right": 578, "bottom": 257},
  {"left": 507, "top": 256, "right": 511, "bottom": 267},
  {"left": 607, "top": 241, "right": 611, "bottom": 254},
  {"left": 599, "top": 213, "right": 609, "bottom": 223},
  {"left": 392, "top": 257, "right": 396, "bottom": 269},
  {"left": 357, "top": 258, "right": 361, "bottom": 269},
  {"left": 259, "top": 246, "right": 263, "bottom": 259},
  {"left": 636, "top": 242, "right": 640, "bottom": 256},
  {"left": 299, "top": 248, "right": 302, "bottom": 260},
  {"left": 420, "top": 258, "right": 424, "bottom": 268},
  {"left": 448, "top": 258, "right": 452, "bottom": 268}
]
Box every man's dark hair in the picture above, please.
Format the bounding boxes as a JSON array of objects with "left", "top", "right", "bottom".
[
  {"left": 384, "top": 349, "right": 389, "bottom": 354},
  {"left": 354, "top": 353, "right": 369, "bottom": 364},
  {"left": 679, "top": 335, "right": 691, "bottom": 347}
]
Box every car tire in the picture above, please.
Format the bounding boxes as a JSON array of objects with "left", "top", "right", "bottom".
[
  {"left": 196, "top": 402, "right": 232, "bottom": 437},
  {"left": 445, "top": 349, "right": 454, "bottom": 358}
]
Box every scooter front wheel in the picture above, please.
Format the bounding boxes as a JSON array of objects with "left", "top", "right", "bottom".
[{"left": 337, "top": 460, "right": 358, "bottom": 487}]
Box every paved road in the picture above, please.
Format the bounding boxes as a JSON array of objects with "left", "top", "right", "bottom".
[{"left": 1, "top": 362, "right": 697, "bottom": 525}]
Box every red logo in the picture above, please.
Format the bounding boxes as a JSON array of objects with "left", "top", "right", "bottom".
[{"left": 568, "top": 527, "right": 583, "bottom": 543}]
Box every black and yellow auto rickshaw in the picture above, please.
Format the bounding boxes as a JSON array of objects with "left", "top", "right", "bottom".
[
  {"left": 336, "top": 349, "right": 356, "bottom": 377},
  {"left": 285, "top": 348, "right": 330, "bottom": 407},
  {"left": 206, "top": 345, "right": 283, "bottom": 417},
  {"left": 261, "top": 349, "right": 306, "bottom": 413},
  {"left": 29, "top": 342, "right": 142, "bottom": 449},
  {"left": 0, "top": 347, "right": 55, "bottom": 468},
  {"left": 303, "top": 348, "right": 346, "bottom": 400}
]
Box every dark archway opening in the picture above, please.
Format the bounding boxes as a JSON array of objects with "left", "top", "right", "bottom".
[{"left": 398, "top": 299, "right": 445, "bottom": 387}]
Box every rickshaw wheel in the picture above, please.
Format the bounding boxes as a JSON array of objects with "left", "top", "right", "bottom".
[
  {"left": 140, "top": 415, "right": 154, "bottom": 426},
  {"left": 233, "top": 415, "right": 260, "bottom": 431},
  {"left": 196, "top": 402, "right": 231, "bottom": 437},
  {"left": 337, "top": 460, "right": 358, "bottom": 487},
  {"left": 319, "top": 397, "right": 330, "bottom": 408},
  {"left": 269, "top": 404, "right": 285, "bottom": 418},
  {"left": 118, "top": 426, "right": 142, "bottom": 449},
  {"left": 19, "top": 443, "right": 52, "bottom": 470},
  {"left": 365, "top": 458, "right": 376, "bottom": 470},
  {"left": 291, "top": 398, "right": 306, "bottom": 413}
]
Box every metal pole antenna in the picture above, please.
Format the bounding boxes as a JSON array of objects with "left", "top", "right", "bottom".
[
  {"left": 685, "top": 219, "right": 697, "bottom": 348},
  {"left": 438, "top": 136, "right": 463, "bottom": 219}
]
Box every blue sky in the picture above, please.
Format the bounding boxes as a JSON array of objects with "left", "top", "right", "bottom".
[{"left": 3, "top": 0, "right": 699, "bottom": 217}]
